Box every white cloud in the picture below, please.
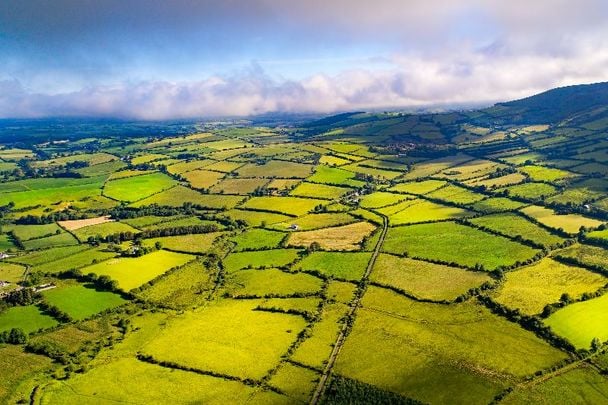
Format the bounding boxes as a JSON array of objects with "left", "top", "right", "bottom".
[
  {"left": 1, "top": 0, "right": 608, "bottom": 119},
  {"left": 2, "top": 41, "right": 607, "bottom": 120}
]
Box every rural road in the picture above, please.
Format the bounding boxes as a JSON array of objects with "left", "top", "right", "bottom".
[{"left": 309, "top": 214, "right": 388, "bottom": 405}]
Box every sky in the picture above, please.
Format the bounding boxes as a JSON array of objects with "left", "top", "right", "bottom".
[{"left": 1, "top": 0, "right": 608, "bottom": 120}]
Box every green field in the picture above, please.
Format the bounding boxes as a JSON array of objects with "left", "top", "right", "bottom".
[
  {"left": 545, "top": 293, "right": 608, "bottom": 349},
  {"left": 142, "top": 299, "right": 307, "bottom": 380},
  {"left": 104, "top": 172, "right": 177, "bottom": 202},
  {"left": 22, "top": 232, "right": 79, "bottom": 250},
  {"left": 0, "top": 345, "right": 52, "bottom": 404},
  {"left": 520, "top": 205, "right": 604, "bottom": 234},
  {"left": 131, "top": 185, "right": 244, "bottom": 208},
  {"left": 268, "top": 212, "right": 356, "bottom": 231},
  {"left": 554, "top": 244, "right": 608, "bottom": 270},
  {"left": 143, "top": 232, "right": 224, "bottom": 254},
  {"left": 387, "top": 199, "right": 471, "bottom": 225},
  {"left": 499, "top": 182, "right": 558, "bottom": 200},
  {"left": 307, "top": 165, "right": 365, "bottom": 187},
  {"left": 0, "top": 305, "right": 58, "bottom": 334},
  {"left": 371, "top": 253, "right": 491, "bottom": 301},
  {"left": 297, "top": 251, "right": 371, "bottom": 280},
  {"left": 470, "top": 213, "right": 564, "bottom": 247},
  {"left": 225, "top": 268, "right": 323, "bottom": 297},
  {"left": 290, "top": 182, "right": 351, "bottom": 199},
  {"left": 72, "top": 221, "right": 139, "bottom": 241},
  {"left": 39, "top": 357, "right": 286, "bottom": 404},
  {"left": 42, "top": 284, "right": 127, "bottom": 320},
  {"left": 5, "top": 223, "right": 63, "bottom": 241},
  {"left": 335, "top": 287, "right": 567, "bottom": 405},
  {"left": 359, "top": 192, "right": 410, "bottom": 209},
  {"left": 222, "top": 249, "right": 301, "bottom": 272},
  {"left": 389, "top": 179, "right": 447, "bottom": 195},
  {"left": 241, "top": 196, "right": 328, "bottom": 216},
  {"left": 501, "top": 366, "right": 608, "bottom": 404},
  {"left": 137, "top": 260, "right": 216, "bottom": 309},
  {"left": 30, "top": 247, "right": 116, "bottom": 274},
  {"left": 493, "top": 258, "right": 607, "bottom": 315},
  {"left": 383, "top": 222, "right": 540, "bottom": 270},
  {"left": 230, "top": 228, "right": 286, "bottom": 251},
  {"left": 82, "top": 250, "right": 194, "bottom": 290}
]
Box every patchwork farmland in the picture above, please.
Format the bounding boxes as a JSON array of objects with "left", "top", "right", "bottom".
[{"left": 2, "top": 92, "right": 608, "bottom": 404}]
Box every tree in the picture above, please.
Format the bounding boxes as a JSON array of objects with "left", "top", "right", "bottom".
[
  {"left": 591, "top": 337, "right": 603, "bottom": 352},
  {"left": 308, "top": 242, "right": 321, "bottom": 252},
  {"left": 7, "top": 328, "right": 28, "bottom": 344}
]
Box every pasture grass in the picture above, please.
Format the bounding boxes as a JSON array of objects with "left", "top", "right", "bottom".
[
  {"left": 359, "top": 192, "right": 410, "bottom": 209},
  {"left": 82, "top": 250, "right": 194, "bottom": 291},
  {"left": 297, "top": 251, "right": 371, "bottom": 281},
  {"left": 132, "top": 185, "right": 244, "bottom": 209},
  {"left": 210, "top": 178, "right": 269, "bottom": 194},
  {"left": 38, "top": 357, "right": 286, "bottom": 404},
  {"left": 42, "top": 284, "right": 127, "bottom": 320},
  {"left": 501, "top": 365, "right": 608, "bottom": 404},
  {"left": 499, "top": 182, "right": 558, "bottom": 200},
  {"left": 0, "top": 345, "right": 52, "bottom": 404},
  {"left": 307, "top": 165, "right": 365, "bottom": 187},
  {"left": 290, "top": 303, "right": 350, "bottom": 369},
  {"left": 387, "top": 199, "right": 471, "bottom": 225},
  {"left": 241, "top": 196, "right": 328, "bottom": 216},
  {"left": 222, "top": 249, "right": 301, "bottom": 273},
  {"left": 426, "top": 184, "right": 486, "bottom": 204},
  {"left": 103, "top": 172, "right": 176, "bottom": 202},
  {"left": 182, "top": 169, "right": 225, "bottom": 189},
  {"left": 388, "top": 179, "right": 447, "bottom": 195},
  {"left": 137, "top": 260, "right": 216, "bottom": 309},
  {"left": 269, "top": 212, "right": 356, "bottom": 231},
  {"left": 269, "top": 363, "right": 319, "bottom": 403},
  {"left": 383, "top": 222, "right": 540, "bottom": 270},
  {"left": 470, "top": 197, "right": 527, "bottom": 213},
  {"left": 545, "top": 293, "right": 608, "bottom": 349},
  {"left": 72, "top": 221, "right": 139, "bottom": 242},
  {"left": 0, "top": 305, "right": 58, "bottom": 333},
  {"left": 231, "top": 228, "right": 286, "bottom": 251},
  {"left": 31, "top": 247, "right": 116, "bottom": 274},
  {"left": 371, "top": 253, "right": 491, "bottom": 301},
  {"left": 520, "top": 205, "right": 604, "bottom": 234},
  {"left": 493, "top": 258, "right": 607, "bottom": 315},
  {"left": 290, "top": 182, "right": 351, "bottom": 200},
  {"left": 143, "top": 232, "right": 224, "bottom": 254},
  {"left": 520, "top": 165, "right": 574, "bottom": 182},
  {"left": 225, "top": 268, "right": 323, "bottom": 297},
  {"left": 288, "top": 222, "right": 376, "bottom": 251},
  {"left": 470, "top": 213, "right": 564, "bottom": 247},
  {"left": 142, "top": 299, "right": 307, "bottom": 380},
  {"left": 555, "top": 244, "right": 608, "bottom": 270},
  {"left": 22, "top": 232, "right": 79, "bottom": 250},
  {"left": 335, "top": 287, "right": 567, "bottom": 405}
]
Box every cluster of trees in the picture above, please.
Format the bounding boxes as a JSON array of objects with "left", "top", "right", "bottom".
[
  {"left": 16, "top": 210, "right": 88, "bottom": 225},
  {"left": 321, "top": 375, "right": 421, "bottom": 405},
  {"left": 0, "top": 328, "right": 28, "bottom": 344},
  {"left": 7, "top": 230, "right": 24, "bottom": 250},
  {"left": 38, "top": 301, "right": 72, "bottom": 323},
  {"left": 105, "top": 204, "right": 192, "bottom": 219},
  {"left": 57, "top": 269, "right": 121, "bottom": 295},
  {"left": 85, "top": 223, "right": 220, "bottom": 246},
  {"left": 1, "top": 288, "right": 39, "bottom": 308}
]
